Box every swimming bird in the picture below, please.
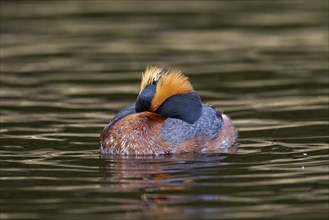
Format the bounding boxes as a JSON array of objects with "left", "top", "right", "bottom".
[{"left": 100, "top": 66, "right": 237, "bottom": 155}]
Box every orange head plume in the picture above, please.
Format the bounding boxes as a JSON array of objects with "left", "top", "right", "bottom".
[
  {"left": 149, "top": 67, "right": 193, "bottom": 111},
  {"left": 140, "top": 66, "right": 165, "bottom": 93}
]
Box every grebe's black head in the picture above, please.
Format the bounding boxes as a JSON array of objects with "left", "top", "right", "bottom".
[
  {"left": 135, "top": 66, "right": 202, "bottom": 124},
  {"left": 135, "top": 82, "right": 157, "bottom": 113}
]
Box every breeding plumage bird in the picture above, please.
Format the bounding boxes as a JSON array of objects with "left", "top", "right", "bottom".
[{"left": 100, "top": 66, "right": 237, "bottom": 155}]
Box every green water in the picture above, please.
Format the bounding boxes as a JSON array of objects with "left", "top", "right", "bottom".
[{"left": 1, "top": 1, "right": 328, "bottom": 219}]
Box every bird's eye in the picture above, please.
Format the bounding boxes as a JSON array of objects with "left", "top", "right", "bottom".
[{"left": 153, "top": 104, "right": 160, "bottom": 111}]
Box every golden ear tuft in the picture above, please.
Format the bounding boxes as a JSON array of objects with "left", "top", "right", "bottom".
[
  {"left": 140, "top": 66, "right": 165, "bottom": 92},
  {"left": 150, "top": 68, "right": 193, "bottom": 111}
]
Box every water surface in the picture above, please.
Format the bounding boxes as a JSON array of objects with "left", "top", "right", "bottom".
[{"left": 1, "top": 1, "right": 328, "bottom": 220}]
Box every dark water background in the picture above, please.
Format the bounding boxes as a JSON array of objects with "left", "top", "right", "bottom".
[{"left": 1, "top": 1, "right": 328, "bottom": 219}]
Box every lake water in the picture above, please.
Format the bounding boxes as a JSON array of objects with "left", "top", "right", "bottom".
[{"left": 1, "top": 1, "right": 328, "bottom": 219}]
